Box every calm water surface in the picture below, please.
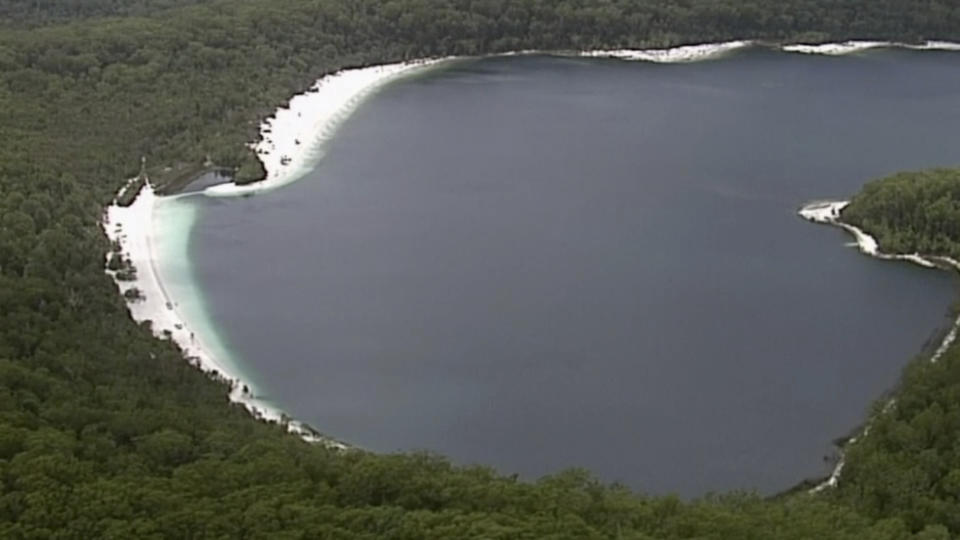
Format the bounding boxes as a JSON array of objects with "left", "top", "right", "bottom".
[{"left": 185, "top": 49, "right": 960, "bottom": 496}]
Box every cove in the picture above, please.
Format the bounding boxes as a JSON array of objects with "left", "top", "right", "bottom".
[{"left": 175, "top": 48, "right": 960, "bottom": 496}]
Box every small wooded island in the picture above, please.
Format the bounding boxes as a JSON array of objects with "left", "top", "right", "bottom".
[{"left": 3, "top": 0, "right": 960, "bottom": 537}]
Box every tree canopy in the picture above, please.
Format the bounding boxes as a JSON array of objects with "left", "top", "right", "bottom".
[
  {"left": 3, "top": 0, "right": 960, "bottom": 537},
  {"left": 844, "top": 169, "right": 960, "bottom": 258}
]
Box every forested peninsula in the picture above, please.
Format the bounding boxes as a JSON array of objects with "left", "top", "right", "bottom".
[
  {"left": 3, "top": 0, "right": 960, "bottom": 537},
  {"left": 844, "top": 169, "right": 960, "bottom": 259}
]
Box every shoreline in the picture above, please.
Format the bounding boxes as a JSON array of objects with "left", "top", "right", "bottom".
[
  {"left": 201, "top": 40, "right": 960, "bottom": 196},
  {"left": 103, "top": 42, "right": 960, "bottom": 457},
  {"left": 102, "top": 57, "right": 460, "bottom": 448},
  {"left": 200, "top": 39, "right": 960, "bottom": 198},
  {"left": 581, "top": 40, "right": 753, "bottom": 62},
  {"left": 782, "top": 40, "right": 960, "bottom": 55},
  {"left": 580, "top": 39, "right": 960, "bottom": 62},
  {"left": 103, "top": 179, "right": 349, "bottom": 448},
  {"left": 204, "top": 58, "right": 454, "bottom": 198},
  {"left": 798, "top": 201, "right": 960, "bottom": 492}
]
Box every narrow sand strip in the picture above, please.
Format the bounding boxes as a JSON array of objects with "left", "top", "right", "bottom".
[
  {"left": 783, "top": 40, "right": 960, "bottom": 55},
  {"left": 581, "top": 40, "right": 752, "bottom": 62},
  {"left": 799, "top": 200, "right": 960, "bottom": 491},
  {"left": 798, "top": 201, "right": 938, "bottom": 267},
  {"left": 205, "top": 59, "right": 450, "bottom": 198}
]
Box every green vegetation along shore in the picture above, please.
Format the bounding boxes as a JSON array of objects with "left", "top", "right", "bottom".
[
  {"left": 844, "top": 169, "right": 960, "bottom": 259},
  {"left": 3, "top": 0, "right": 960, "bottom": 537}
]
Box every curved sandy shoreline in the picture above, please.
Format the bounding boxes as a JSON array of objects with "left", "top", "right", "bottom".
[
  {"left": 103, "top": 43, "right": 960, "bottom": 454},
  {"left": 798, "top": 201, "right": 960, "bottom": 491},
  {"left": 102, "top": 58, "right": 467, "bottom": 448},
  {"left": 205, "top": 58, "right": 453, "bottom": 198},
  {"left": 103, "top": 180, "right": 349, "bottom": 447},
  {"left": 582, "top": 40, "right": 752, "bottom": 62},
  {"left": 783, "top": 40, "right": 960, "bottom": 55}
]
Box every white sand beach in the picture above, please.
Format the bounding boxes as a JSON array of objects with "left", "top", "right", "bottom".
[
  {"left": 783, "top": 40, "right": 960, "bottom": 55},
  {"left": 205, "top": 59, "right": 450, "bottom": 198},
  {"left": 581, "top": 40, "right": 752, "bottom": 62},
  {"left": 103, "top": 180, "right": 349, "bottom": 447}
]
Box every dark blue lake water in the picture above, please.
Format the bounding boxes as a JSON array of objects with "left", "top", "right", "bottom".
[{"left": 183, "top": 48, "right": 960, "bottom": 496}]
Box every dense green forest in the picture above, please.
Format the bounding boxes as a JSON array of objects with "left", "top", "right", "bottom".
[
  {"left": 3, "top": 0, "right": 960, "bottom": 537},
  {"left": 843, "top": 169, "right": 960, "bottom": 258}
]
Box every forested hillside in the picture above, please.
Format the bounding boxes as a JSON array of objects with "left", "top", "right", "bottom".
[
  {"left": 3, "top": 0, "right": 960, "bottom": 537},
  {"left": 0, "top": 0, "right": 214, "bottom": 26}
]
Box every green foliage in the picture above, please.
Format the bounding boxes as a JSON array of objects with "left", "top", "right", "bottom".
[
  {"left": 844, "top": 169, "right": 960, "bottom": 257},
  {"left": 235, "top": 152, "right": 267, "bottom": 185},
  {"left": 834, "top": 345, "right": 960, "bottom": 534},
  {"left": 1, "top": 0, "right": 960, "bottom": 537}
]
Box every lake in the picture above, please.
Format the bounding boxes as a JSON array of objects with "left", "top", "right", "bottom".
[{"left": 171, "top": 47, "right": 960, "bottom": 496}]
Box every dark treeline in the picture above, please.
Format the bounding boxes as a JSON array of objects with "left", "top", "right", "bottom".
[
  {"left": 0, "top": 0, "right": 212, "bottom": 26},
  {"left": 844, "top": 169, "right": 960, "bottom": 258},
  {"left": 3, "top": 0, "right": 960, "bottom": 537}
]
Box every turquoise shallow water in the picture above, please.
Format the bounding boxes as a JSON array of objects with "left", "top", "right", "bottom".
[
  {"left": 152, "top": 195, "right": 241, "bottom": 381},
  {"left": 166, "top": 49, "right": 960, "bottom": 496}
]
